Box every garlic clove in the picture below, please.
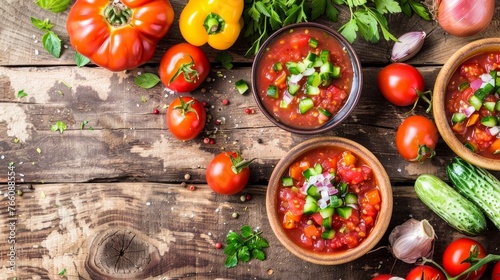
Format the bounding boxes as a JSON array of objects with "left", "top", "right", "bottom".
[
  {"left": 391, "top": 31, "right": 426, "bottom": 62},
  {"left": 388, "top": 218, "right": 436, "bottom": 264}
]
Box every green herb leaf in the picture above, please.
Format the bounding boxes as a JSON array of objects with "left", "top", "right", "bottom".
[
  {"left": 35, "top": 0, "right": 70, "bottom": 13},
  {"left": 42, "top": 31, "right": 62, "bottom": 58},
  {"left": 17, "top": 90, "right": 28, "bottom": 98},
  {"left": 30, "top": 17, "right": 53, "bottom": 31},
  {"left": 80, "top": 120, "right": 88, "bottom": 130},
  {"left": 407, "top": 0, "right": 431, "bottom": 20},
  {"left": 375, "top": 0, "right": 402, "bottom": 14},
  {"left": 215, "top": 51, "right": 233, "bottom": 70},
  {"left": 50, "top": 121, "right": 67, "bottom": 133},
  {"left": 224, "top": 226, "right": 268, "bottom": 268},
  {"left": 134, "top": 73, "right": 160, "bottom": 89},
  {"left": 58, "top": 268, "right": 66, "bottom": 275},
  {"left": 75, "top": 52, "right": 91, "bottom": 67}
]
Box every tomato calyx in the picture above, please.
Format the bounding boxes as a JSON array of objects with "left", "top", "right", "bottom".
[
  {"left": 173, "top": 97, "right": 200, "bottom": 119},
  {"left": 414, "top": 143, "right": 436, "bottom": 162},
  {"left": 169, "top": 55, "right": 199, "bottom": 84},
  {"left": 228, "top": 152, "right": 255, "bottom": 175},
  {"left": 204, "top": 13, "right": 225, "bottom": 34},
  {"left": 103, "top": 1, "right": 132, "bottom": 27},
  {"left": 410, "top": 88, "right": 433, "bottom": 114}
]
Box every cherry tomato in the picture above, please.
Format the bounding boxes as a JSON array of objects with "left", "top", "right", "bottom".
[
  {"left": 395, "top": 115, "right": 438, "bottom": 162},
  {"left": 442, "top": 238, "right": 487, "bottom": 280},
  {"left": 492, "top": 261, "right": 500, "bottom": 280},
  {"left": 166, "top": 96, "right": 206, "bottom": 140},
  {"left": 159, "top": 43, "right": 210, "bottom": 93},
  {"left": 206, "top": 152, "right": 253, "bottom": 195},
  {"left": 378, "top": 63, "right": 427, "bottom": 108},
  {"left": 405, "top": 265, "right": 446, "bottom": 280}
]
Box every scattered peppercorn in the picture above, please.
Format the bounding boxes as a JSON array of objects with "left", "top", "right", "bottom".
[
  {"left": 189, "top": 185, "right": 196, "bottom": 191},
  {"left": 203, "top": 137, "right": 210, "bottom": 144},
  {"left": 209, "top": 139, "right": 215, "bottom": 145},
  {"left": 153, "top": 108, "right": 160, "bottom": 115},
  {"left": 184, "top": 173, "right": 191, "bottom": 180},
  {"left": 231, "top": 212, "right": 239, "bottom": 219},
  {"left": 222, "top": 99, "right": 229, "bottom": 105},
  {"left": 215, "top": 242, "right": 222, "bottom": 249},
  {"left": 257, "top": 138, "right": 263, "bottom": 144},
  {"left": 181, "top": 182, "right": 187, "bottom": 188},
  {"left": 215, "top": 119, "right": 222, "bottom": 125},
  {"left": 240, "top": 195, "right": 246, "bottom": 202},
  {"left": 246, "top": 194, "right": 252, "bottom": 201},
  {"left": 245, "top": 108, "right": 254, "bottom": 114},
  {"left": 202, "top": 101, "right": 209, "bottom": 107}
]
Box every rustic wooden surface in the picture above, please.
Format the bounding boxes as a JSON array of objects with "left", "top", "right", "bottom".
[{"left": 1, "top": 0, "right": 500, "bottom": 279}]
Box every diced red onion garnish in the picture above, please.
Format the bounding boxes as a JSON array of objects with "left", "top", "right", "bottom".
[
  {"left": 480, "top": 73, "right": 493, "bottom": 82},
  {"left": 318, "top": 198, "right": 328, "bottom": 209},
  {"left": 289, "top": 74, "right": 303, "bottom": 83},
  {"left": 470, "top": 78, "right": 482, "bottom": 91},
  {"left": 283, "top": 90, "right": 294, "bottom": 105},
  {"left": 328, "top": 188, "right": 338, "bottom": 196},
  {"left": 302, "top": 68, "right": 315, "bottom": 76},
  {"left": 488, "top": 126, "right": 500, "bottom": 136},
  {"left": 463, "top": 105, "right": 476, "bottom": 117}
]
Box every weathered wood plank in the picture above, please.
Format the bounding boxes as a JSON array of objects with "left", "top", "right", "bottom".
[
  {"left": 2, "top": 65, "right": 486, "bottom": 185},
  {"left": 2, "top": 183, "right": 499, "bottom": 280},
  {"left": 2, "top": 0, "right": 500, "bottom": 66}
]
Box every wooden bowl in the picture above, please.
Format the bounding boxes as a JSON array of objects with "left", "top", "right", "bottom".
[
  {"left": 266, "top": 137, "right": 393, "bottom": 265},
  {"left": 251, "top": 22, "right": 362, "bottom": 135},
  {"left": 433, "top": 38, "right": 500, "bottom": 171}
]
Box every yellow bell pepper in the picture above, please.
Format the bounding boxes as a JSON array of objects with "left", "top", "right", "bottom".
[{"left": 179, "top": 0, "right": 244, "bottom": 50}]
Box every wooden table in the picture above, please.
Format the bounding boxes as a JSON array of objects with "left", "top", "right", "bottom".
[{"left": 2, "top": 1, "right": 500, "bottom": 279}]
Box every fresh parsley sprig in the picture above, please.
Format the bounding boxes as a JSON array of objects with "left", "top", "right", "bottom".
[
  {"left": 242, "top": 0, "right": 430, "bottom": 55},
  {"left": 224, "top": 225, "right": 269, "bottom": 268}
]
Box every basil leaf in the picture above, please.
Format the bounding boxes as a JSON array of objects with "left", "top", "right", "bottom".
[
  {"left": 240, "top": 225, "right": 252, "bottom": 238},
  {"left": 134, "top": 73, "right": 160, "bottom": 89},
  {"left": 252, "top": 248, "right": 266, "bottom": 261},
  {"left": 35, "top": 0, "right": 71, "bottom": 13},
  {"left": 30, "top": 17, "right": 53, "bottom": 31},
  {"left": 17, "top": 90, "right": 28, "bottom": 98},
  {"left": 224, "top": 253, "right": 238, "bottom": 268},
  {"left": 42, "top": 31, "right": 62, "bottom": 58},
  {"left": 75, "top": 52, "right": 91, "bottom": 67},
  {"left": 50, "top": 121, "right": 67, "bottom": 133}
]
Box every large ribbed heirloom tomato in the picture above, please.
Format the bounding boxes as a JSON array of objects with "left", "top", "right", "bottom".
[{"left": 66, "top": 0, "right": 174, "bottom": 71}]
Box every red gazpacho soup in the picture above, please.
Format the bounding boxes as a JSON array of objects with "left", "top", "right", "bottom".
[
  {"left": 445, "top": 51, "right": 500, "bottom": 159},
  {"left": 255, "top": 27, "right": 354, "bottom": 129},
  {"left": 277, "top": 147, "right": 381, "bottom": 253}
]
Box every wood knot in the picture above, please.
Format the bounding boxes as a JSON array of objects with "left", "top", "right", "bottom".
[{"left": 86, "top": 228, "right": 161, "bottom": 279}]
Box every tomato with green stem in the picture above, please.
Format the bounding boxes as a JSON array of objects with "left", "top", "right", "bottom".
[
  {"left": 442, "top": 238, "right": 486, "bottom": 280},
  {"left": 206, "top": 151, "right": 254, "bottom": 195},
  {"left": 405, "top": 265, "right": 446, "bottom": 280},
  {"left": 159, "top": 43, "right": 210, "bottom": 93},
  {"left": 492, "top": 261, "right": 500, "bottom": 280},
  {"left": 166, "top": 96, "right": 206, "bottom": 140},
  {"left": 377, "top": 63, "right": 432, "bottom": 113},
  {"left": 395, "top": 115, "right": 438, "bottom": 162}
]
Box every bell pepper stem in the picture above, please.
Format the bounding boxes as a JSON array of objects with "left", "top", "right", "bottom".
[{"left": 204, "top": 13, "right": 225, "bottom": 35}]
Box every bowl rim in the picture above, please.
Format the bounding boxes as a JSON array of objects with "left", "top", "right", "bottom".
[
  {"left": 433, "top": 38, "right": 500, "bottom": 171},
  {"left": 251, "top": 22, "right": 363, "bottom": 135},
  {"left": 266, "top": 136, "right": 393, "bottom": 265}
]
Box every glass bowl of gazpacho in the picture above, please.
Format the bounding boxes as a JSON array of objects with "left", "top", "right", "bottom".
[
  {"left": 433, "top": 38, "right": 500, "bottom": 171},
  {"left": 266, "top": 137, "right": 393, "bottom": 265},
  {"left": 251, "top": 22, "right": 362, "bottom": 134}
]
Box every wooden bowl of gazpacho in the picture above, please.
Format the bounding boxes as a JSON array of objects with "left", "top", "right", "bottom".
[
  {"left": 251, "top": 22, "right": 362, "bottom": 135},
  {"left": 433, "top": 38, "right": 500, "bottom": 171},
  {"left": 266, "top": 137, "right": 393, "bottom": 265}
]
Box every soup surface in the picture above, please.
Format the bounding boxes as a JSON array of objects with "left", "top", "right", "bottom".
[
  {"left": 255, "top": 27, "right": 354, "bottom": 129},
  {"left": 277, "top": 147, "right": 380, "bottom": 253},
  {"left": 445, "top": 51, "right": 500, "bottom": 159}
]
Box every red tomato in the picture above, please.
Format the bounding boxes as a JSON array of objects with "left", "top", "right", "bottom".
[
  {"left": 395, "top": 115, "right": 438, "bottom": 162},
  {"left": 67, "top": 0, "right": 174, "bottom": 71},
  {"left": 378, "top": 63, "right": 426, "bottom": 107},
  {"left": 206, "top": 152, "right": 253, "bottom": 195},
  {"left": 166, "top": 96, "right": 206, "bottom": 140},
  {"left": 442, "top": 238, "right": 487, "bottom": 280},
  {"left": 405, "top": 265, "right": 446, "bottom": 280},
  {"left": 492, "top": 261, "right": 500, "bottom": 280},
  {"left": 159, "top": 43, "right": 210, "bottom": 92}
]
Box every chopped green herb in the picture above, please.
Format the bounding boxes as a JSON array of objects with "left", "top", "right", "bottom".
[
  {"left": 58, "top": 268, "right": 67, "bottom": 275},
  {"left": 141, "top": 96, "right": 148, "bottom": 103},
  {"left": 50, "top": 121, "right": 67, "bottom": 133},
  {"left": 35, "top": 0, "right": 70, "bottom": 13},
  {"left": 17, "top": 90, "right": 28, "bottom": 98},
  {"left": 30, "top": 17, "right": 54, "bottom": 31},
  {"left": 215, "top": 51, "right": 233, "bottom": 70},
  {"left": 224, "top": 225, "right": 269, "bottom": 268},
  {"left": 134, "top": 73, "right": 160, "bottom": 89},
  {"left": 42, "top": 31, "right": 62, "bottom": 58}
]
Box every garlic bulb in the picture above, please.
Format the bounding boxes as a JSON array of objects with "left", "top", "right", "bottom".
[
  {"left": 391, "top": 31, "right": 426, "bottom": 62},
  {"left": 388, "top": 218, "right": 436, "bottom": 264}
]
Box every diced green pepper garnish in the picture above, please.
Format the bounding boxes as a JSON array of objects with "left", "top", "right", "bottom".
[
  {"left": 319, "top": 50, "right": 330, "bottom": 63},
  {"left": 344, "top": 193, "right": 358, "bottom": 204},
  {"left": 285, "top": 62, "right": 300, "bottom": 75},
  {"left": 305, "top": 85, "right": 320, "bottom": 95},
  {"left": 458, "top": 81, "right": 470, "bottom": 92},
  {"left": 452, "top": 112, "right": 466, "bottom": 123},
  {"left": 321, "top": 229, "right": 336, "bottom": 239},
  {"left": 307, "top": 185, "right": 321, "bottom": 199},
  {"left": 481, "top": 116, "right": 498, "bottom": 127},
  {"left": 484, "top": 101, "right": 496, "bottom": 112},
  {"left": 273, "top": 62, "right": 283, "bottom": 72},
  {"left": 319, "top": 207, "right": 334, "bottom": 218},
  {"left": 299, "top": 98, "right": 314, "bottom": 114},
  {"left": 308, "top": 38, "right": 318, "bottom": 48},
  {"left": 304, "top": 195, "right": 318, "bottom": 215},
  {"left": 288, "top": 83, "right": 300, "bottom": 95},
  {"left": 235, "top": 79, "right": 249, "bottom": 94},
  {"left": 267, "top": 85, "right": 278, "bottom": 98},
  {"left": 469, "top": 95, "right": 483, "bottom": 111},
  {"left": 307, "top": 72, "right": 321, "bottom": 87},
  {"left": 318, "top": 107, "right": 332, "bottom": 118},
  {"left": 281, "top": 176, "right": 294, "bottom": 187},
  {"left": 336, "top": 206, "right": 352, "bottom": 219}
]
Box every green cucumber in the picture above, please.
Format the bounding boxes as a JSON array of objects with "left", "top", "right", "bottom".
[
  {"left": 414, "top": 174, "right": 486, "bottom": 235},
  {"left": 447, "top": 157, "right": 500, "bottom": 231}
]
